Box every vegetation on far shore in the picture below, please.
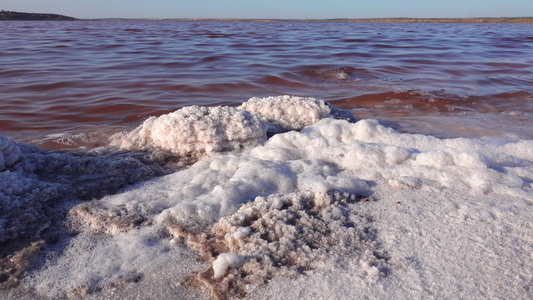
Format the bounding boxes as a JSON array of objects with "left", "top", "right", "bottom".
[{"left": 0, "top": 10, "right": 76, "bottom": 21}]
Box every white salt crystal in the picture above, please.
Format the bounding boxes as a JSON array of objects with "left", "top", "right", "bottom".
[
  {"left": 232, "top": 227, "right": 251, "bottom": 239},
  {"left": 212, "top": 253, "right": 245, "bottom": 279}
]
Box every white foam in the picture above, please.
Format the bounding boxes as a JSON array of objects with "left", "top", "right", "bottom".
[{"left": 241, "top": 96, "right": 332, "bottom": 132}]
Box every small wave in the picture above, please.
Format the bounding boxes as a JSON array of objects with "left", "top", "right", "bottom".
[
  {"left": 84, "top": 103, "right": 155, "bottom": 116},
  {"left": 330, "top": 89, "right": 533, "bottom": 139},
  {"left": 201, "top": 55, "right": 223, "bottom": 63},
  {"left": 178, "top": 82, "right": 260, "bottom": 94},
  {"left": 341, "top": 38, "right": 370, "bottom": 43},
  {"left": 35, "top": 127, "right": 128, "bottom": 150},
  {"left": 331, "top": 89, "right": 533, "bottom": 114},
  {"left": 332, "top": 52, "right": 374, "bottom": 58},
  {"left": 256, "top": 75, "right": 309, "bottom": 88},
  {"left": 302, "top": 66, "right": 373, "bottom": 81},
  {"left": 25, "top": 81, "right": 79, "bottom": 92},
  {"left": 205, "top": 33, "right": 233, "bottom": 39}
]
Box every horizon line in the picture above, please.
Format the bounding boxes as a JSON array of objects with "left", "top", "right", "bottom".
[{"left": 80, "top": 17, "right": 533, "bottom": 23}]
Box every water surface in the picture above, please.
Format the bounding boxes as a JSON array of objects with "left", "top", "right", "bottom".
[{"left": 1, "top": 21, "right": 532, "bottom": 145}]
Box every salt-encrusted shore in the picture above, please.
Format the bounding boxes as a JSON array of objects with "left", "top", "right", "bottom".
[{"left": 1, "top": 96, "right": 531, "bottom": 300}]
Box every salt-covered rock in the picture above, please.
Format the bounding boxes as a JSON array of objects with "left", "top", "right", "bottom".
[
  {"left": 0, "top": 134, "right": 21, "bottom": 171},
  {"left": 116, "top": 106, "right": 267, "bottom": 157},
  {"left": 240, "top": 95, "right": 355, "bottom": 133},
  {"left": 0, "top": 143, "right": 164, "bottom": 244}
]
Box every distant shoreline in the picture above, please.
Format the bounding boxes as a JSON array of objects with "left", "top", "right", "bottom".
[
  {"left": 90, "top": 17, "right": 533, "bottom": 23},
  {"left": 1, "top": 10, "right": 532, "bottom": 23},
  {"left": 0, "top": 10, "right": 76, "bottom": 21}
]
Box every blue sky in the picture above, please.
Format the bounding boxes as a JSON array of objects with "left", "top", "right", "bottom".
[{"left": 1, "top": 0, "right": 532, "bottom": 19}]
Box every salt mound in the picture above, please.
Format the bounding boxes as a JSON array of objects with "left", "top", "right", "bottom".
[
  {"left": 240, "top": 96, "right": 355, "bottom": 133},
  {"left": 252, "top": 118, "right": 533, "bottom": 199},
  {"left": 0, "top": 134, "right": 21, "bottom": 171},
  {"left": 116, "top": 106, "right": 267, "bottom": 157},
  {"left": 171, "top": 191, "right": 387, "bottom": 300},
  {"left": 80, "top": 151, "right": 370, "bottom": 234}
]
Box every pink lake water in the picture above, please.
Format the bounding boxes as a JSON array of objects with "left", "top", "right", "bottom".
[{"left": 1, "top": 21, "right": 532, "bottom": 148}]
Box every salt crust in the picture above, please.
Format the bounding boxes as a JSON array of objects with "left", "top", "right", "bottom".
[
  {"left": 0, "top": 138, "right": 164, "bottom": 244},
  {"left": 2, "top": 98, "right": 533, "bottom": 299},
  {"left": 2, "top": 96, "right": 354, "bottom": 274},
  {"left": 0, "top": 240, "right": 44, "bottom": 289},
  {"left": 167, "top": 191, "right": 386, "bottom": 300},
  {"left": 70, "top": 154, "right": 370, "bottom": 233},
  {"left": 53, "top": 116, "right": 532, "bottom": 299},
  {"left": 251, "top": 118, "right": 533, "bottom": 200},
  {"left": 1, "top": 97, "right": 357, "bottom": 298},
  {"left": 115, "top": 106, "right": 267, "bottom": 158},
  {"left": 244, "top": 187, "right": 533, "bottom": 300}
]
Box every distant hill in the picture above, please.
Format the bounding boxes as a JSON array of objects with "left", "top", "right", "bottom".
[{"left": 0, "top": 10, "right": 76, "bottom": 21}]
